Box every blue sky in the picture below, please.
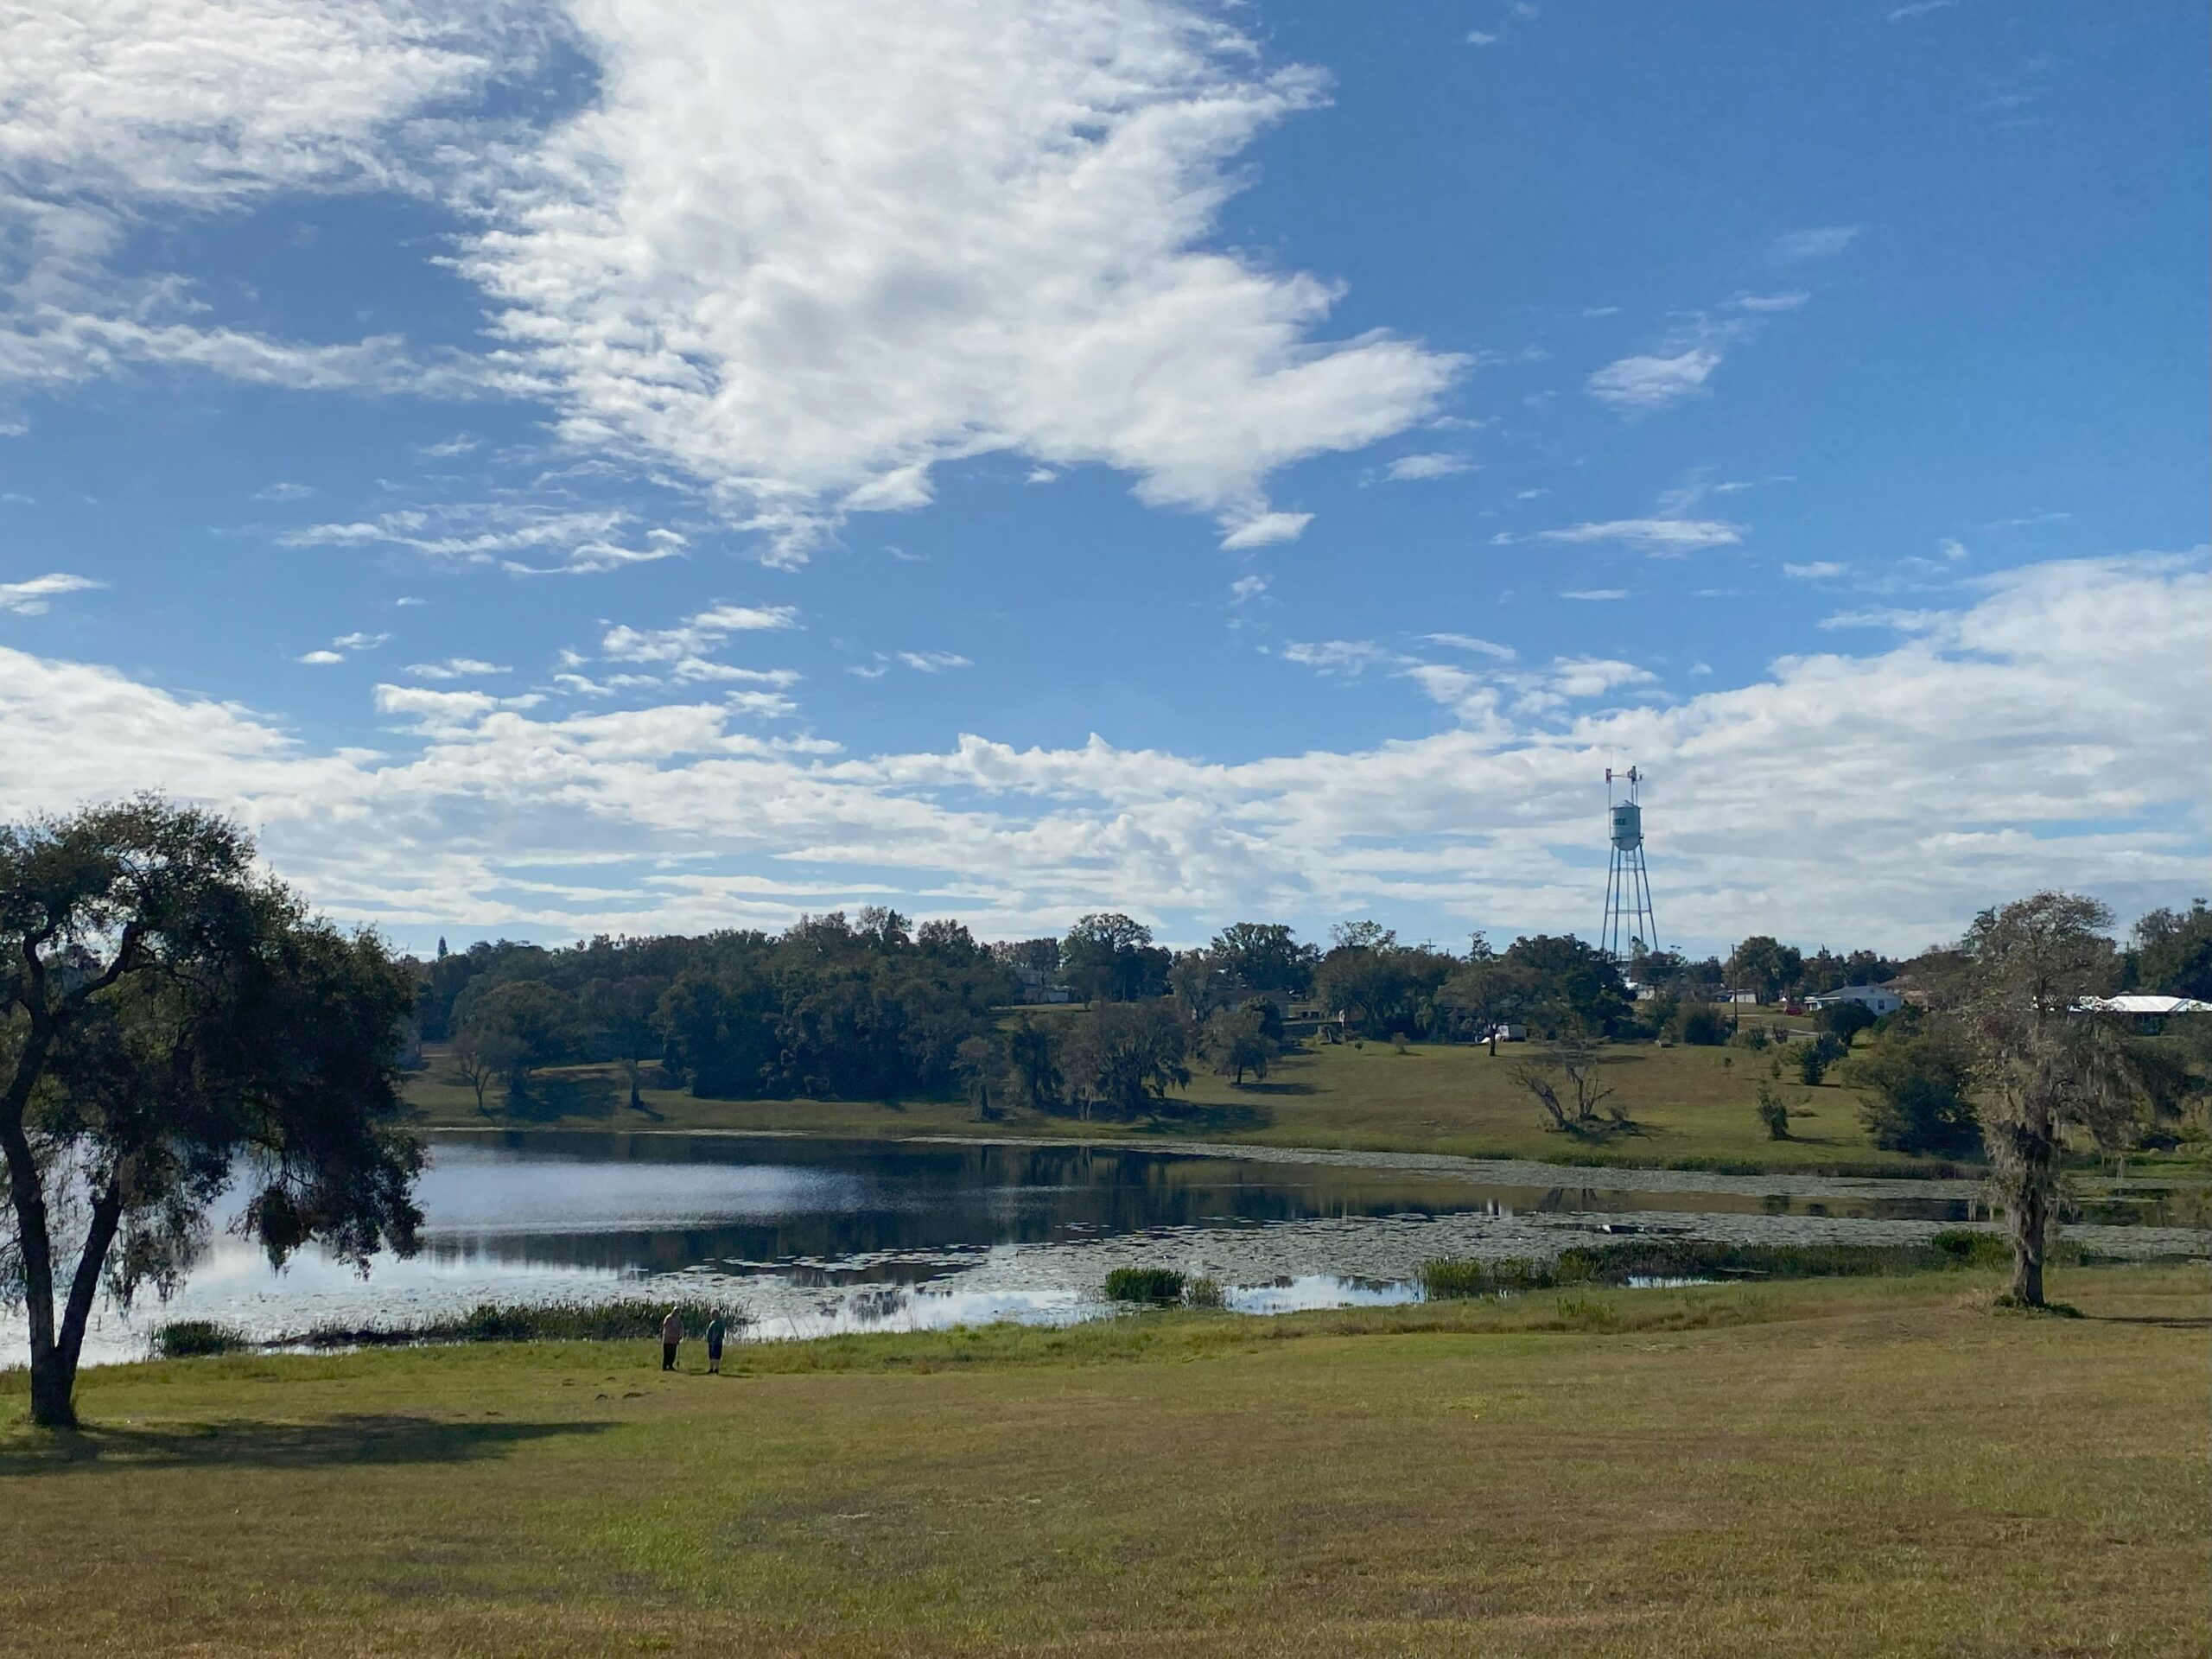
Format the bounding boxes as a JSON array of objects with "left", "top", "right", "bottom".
[{"left": 3, "top": 0, "right": 2206, "bottom": 959}]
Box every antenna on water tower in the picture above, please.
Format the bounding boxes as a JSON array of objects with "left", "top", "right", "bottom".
[{"left": 1600, "top": 766, "right": 1659, "bottom": 973}]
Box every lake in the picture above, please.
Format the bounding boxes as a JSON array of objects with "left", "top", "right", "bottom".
[{"left": 16, "top": 1130, "right": 2207, "bottom": 1368}]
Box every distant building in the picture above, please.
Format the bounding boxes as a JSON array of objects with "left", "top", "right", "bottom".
[
  {"left": 2074, "top": 994, "right": 2212, "bottom": 1033},
  {"left": 1724, "top": 988, "right": 1761, "bottom": 1006},
  {"left": 1806, "top": 985, "right": 1904, "bottom": 1018},
  {"left": 1012, "top": 963, "right": 1071, "bottom": 1005}
]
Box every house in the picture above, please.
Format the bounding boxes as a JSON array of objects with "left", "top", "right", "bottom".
[
  {"left": 2074, "top": 994, "right": 2212, "bottom": 1033},
  {"left": 1724, "top": 988, "right": 1761, "bottom": 1006},
  {"left": 1011, "top": 963, "right": 1071, "bottom": 1005},
  {"left": 1806, "top": 984, "right": 1904, "bottom": 1018}
]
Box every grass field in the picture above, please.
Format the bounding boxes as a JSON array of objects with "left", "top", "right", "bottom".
[
  {"left": 4, "top": 1264, "right": 2206, "bottom": 1656},
  {"left": 405, "top": 1033, "right": 1986, "bottom": 1173}
]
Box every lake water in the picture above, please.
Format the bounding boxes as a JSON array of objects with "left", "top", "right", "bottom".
[{"left": 14, "top": 1131, "right": 2207, "bottom": 1368}]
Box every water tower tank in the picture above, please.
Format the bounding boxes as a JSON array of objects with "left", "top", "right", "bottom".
[{"left": 1610, "top": 800, "right": 1642, "bottom": 850}]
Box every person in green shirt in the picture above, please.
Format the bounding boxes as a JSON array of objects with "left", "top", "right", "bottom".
[{"left": 704, "top": 1314, "right": 726, "bottom": 1374}]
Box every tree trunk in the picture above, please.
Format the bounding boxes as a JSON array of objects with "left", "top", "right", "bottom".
[
  {"left": 1996, "top": 1120, "right": 2053, "bottom": 1307},
  {"left": 2007, "top": 1174, "right": 2048, "bottom": 1306}
]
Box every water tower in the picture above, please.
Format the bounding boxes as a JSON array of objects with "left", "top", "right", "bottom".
[{"left": 1599, "top": 766, "right": 1659, "bottom": 971}]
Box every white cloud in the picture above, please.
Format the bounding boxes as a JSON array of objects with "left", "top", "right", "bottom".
[
  {"left": 1280, "top": 639, "right": 1399, "bottom": 675},
  {"left": 454, "top": 1, "right": 1460, "bottom": 559},
  {"left": 1888, "top": 1, "right": 1957, "bottom": 20},
  {"left": 405, "top": 658, "right": 510, "bottom": 680},
  {"left": 1383, "top": 452, "right": 1473, "bottom": 482},
  {"left": 897, "top": 652, "right": 973, "bottom": 674},
  {"left": 1503, "top": 518, "right": 1743, "bottom": 554},
  {"left": 331, "top": 631, "right": 390, "bottom": 651},
  {"left": 1783, "top": 562, "right": 1846, "bottom": 580},
  {"left": 1230, "top": 575, "right": 1269, "bottom": 603},
  {"left": 0, "top": 572, "right": 104, "bottom": 615},
  {"left": 600, "top": 603, "right": 799, "bottom": 664},
  {"left": 1560, "top": 589, "right": 1628, "bottom": 601},
  {"left": 253, "top": 481, "right": 316, "bottom": 502},
  {"left": 0, "top": 556, "right": 2202, "bottom": 951},
  {"left": 1770, "top": 226, "right": 1861, "bottom": 264},
  {"left": 415, "top": 435, "right": 480, "bottom": 459},
  {"left": 1465, "top": 31, "right": 1497, "bottom": 46},
  {"left": 1726, "top": 291, "right": 1810, "bottom": 313},
  {"left": 1220, "top": 511, "right": 1313, "bottom": 550},
  {"left": 1587, "top": 346, "right": 1724, "bottom": 411},
  {"left": 282, "top": 505, "right": 686, "bottom": 576},
  {"left": 1420, "top": 632, "right": 1516, "bottom": 661},
  {"left": 296, "top": 649, "right": 345, "bottom": 665},
  {"left": 1940, "top": 537, "right": 1969, "bottom": 561}
]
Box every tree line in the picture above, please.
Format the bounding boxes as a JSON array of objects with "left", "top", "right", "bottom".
[{"left": 6, "top": 796, "right": 2210, "bottom": 1425}]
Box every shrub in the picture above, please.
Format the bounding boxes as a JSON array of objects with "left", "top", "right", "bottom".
[
  {"left": 1184, "top": 1276, "right": 1226, "bottom": 1309},
  {"left": 1756, "top": 1084, "right": 1791, "bottom": 1141},
  {"left": 1732, "top": 1025, "right": 1770, "bottom": 1052},
  {"left": 1676, "top": 1006, "right": 1732, "bottom": 1046},
  {"left": 290, "top": 1300, "right": 744, "bottom": 1349},
  {"left": 1103, "top": 1267, "right": 1186, "bottom": 1305},
  {"left": 152, "top": 1319, "right": 251, "bottom": 1359},
  {"left": 1797, "top": 1033, "right": 1845, "bottom": 1086},
  {"left": 1419, "top": 1234, "right": 2074, "bottom": 1300},
  {"left": 1849, "top": 1027, "right": 1980, "bottom": 1156}
]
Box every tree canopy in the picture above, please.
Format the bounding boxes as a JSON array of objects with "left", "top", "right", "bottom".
[{"left": 1, "top": 798, "right": 423, "bottom": 1427}]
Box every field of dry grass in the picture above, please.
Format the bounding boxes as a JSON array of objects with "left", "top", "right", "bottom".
[
  {"left": 404, "top": 1031, "right": 1974, "bottom": 1173},
  {"left": 4, "top": 1264, "right": 2206, "bottom": 1656}
]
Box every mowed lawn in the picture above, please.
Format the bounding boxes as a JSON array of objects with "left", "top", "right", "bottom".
[
  {"left": 3, "top": 1266, "right": 2206, "bottom": 1657},
  {"left": 406, "top": 1033, "right": 1972, "bottom": 1173}
]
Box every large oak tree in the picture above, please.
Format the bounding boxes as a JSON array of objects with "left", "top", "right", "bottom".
[{"left": 2, "top": 799, "right": 423, "bottom": 1427}]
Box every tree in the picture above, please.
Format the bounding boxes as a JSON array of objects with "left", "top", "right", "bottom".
[
  {"left": 953, "top": 1035, "right": 1006, "bottom": 1121},
  {"left": 1726, "top": 935, "right": 1802, "bottom": 1004},
  {"left": 1815, "top": 1000, "right": 1878, "bottom": 1049},
  {"left": 1847, "top": 1020, "right": 1979, "bottom": 1156},
  {"left": 448, "top": 1026, "right": 512, "bottom": 1116},
  {"left": 1, "top": 799, "right": 423, "bottom": 1428},
  {"left": 582, "top": 976, "right": 661, "bottom": 1109},
  {"left": 1315, "top": 925, "right": 1454, "bottom": 1040},
  {"left": 453, "top": 979, "right": 578, "bottom": 1102},
  {"left": 1756, "top": 1083, "right": 1791, "bottom": 1141},
  {"left": 1201, "top": 1002, "right": 1273, "bottom": 1085},
  {"left": 2131, "top": 899, "right": 2212, "bottom": 1001},
  {"left": 1509, "top": 1041, "right": 1618, "bottom": 1133},
  {"left": 1168, "top": 949, "right": 1230, "bottom": 1022},
  {"left": 1796, "top": 1033, "right": 1845, "bottom": 1086},
  {"left": 1962, "top": 893, "right": 2163, "bottom": 1307},
  {"left": 1006, "top": 1016, "right": 1060, "bottom": 1110},
  {"left": 1060, "top": 913, "right": 1169, "bottom": 1003},
  {"left": 1438, "top": 956, "right": 1525, "bottom": 1054},
  {"left": 1061, "top": 1001, "right": 1190, "bottom": 1118},
  {"left": 1207, "top": 923, "right": 1318, "bottom": 995},
  {"left": 1501, "top": 935, "right": 1631, "bottom": 1039}
]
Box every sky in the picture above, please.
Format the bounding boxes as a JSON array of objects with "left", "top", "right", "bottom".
[{"left": 2, "top": 0, "right": 2206, "bottom": 962}]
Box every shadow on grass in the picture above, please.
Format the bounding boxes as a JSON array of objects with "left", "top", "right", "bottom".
[
  {"left": 2081, "top": 1312, "right": 2212, "bottom": 1330},
  {"left": 504, "top": 1072, "right": 623, "bottom": 1123},
  {"left": 1139, "top": 1101, "right": 1275, "bottom": 1135},
  {"left": 1, "top": 1414, "right": 613, "bottom": 1477},
  {"left": 1224, "top": 1081, "right": 1316, "bottom": 1097}
]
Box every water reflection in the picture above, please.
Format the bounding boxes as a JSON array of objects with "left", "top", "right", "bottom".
[{"left": 8, "top": 1130, "right": 2201, "bottom": 1370}]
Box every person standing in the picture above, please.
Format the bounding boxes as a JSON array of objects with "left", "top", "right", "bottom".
[
  {"left": 660, "top": 1307, "right": 683, "bottom": 1372},
  {"left": 704, "top": 1313, "right": 726, "bottom": 1375}
]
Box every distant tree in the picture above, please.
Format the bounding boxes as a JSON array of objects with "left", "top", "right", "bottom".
[
  {"left": 581, "top": 976, "right": 661, "bottom": 1109},
  {"left": 1726, "top": 936, "right": 1803, "bottom": 1003},
  {"left": 1501, "top": 934, "right": 1632, "bottom": 1040},
  {"left": 1815, "top": 1000, "right": 1879, "bottom": 1049},
  {"left": 1674, "top": 1004, "right": 1732, "bottom": 1046},
  {"left": 1756, "top": 1083, "right": 1791, "bottom": 1141},
  {"left": 435, "top": 936, "right": 449, "bottom": 960},
  {"left": 454, "top": 979, "right": 579, "bottom": 1102},
  {"left": 1847, "top": 1021, "right": 1979, "bottom": 1157},
  {"left": 1207, "top": 923, "right": 1318, "bottom": 995},
  {"left": 1061, "top": 1001, "right": 1191, "bottom": 1118},
  {"left": 1061, "top": 913, "right": 1169, "bottom": 1003},
  {"left": 1510, "top": 1040, "right": 1618, "bottom": 1133},
  {"left": 2131, "top": 899, "right": 2212, "bottom": 1001},
  {"left": 448, "top": 1027, "right": 512, "bottom": 1116},
  {"left": 1796, "top": 1033, "right": 1846, "bottom": 1086},
  {"left": 1438, "top": 956, "right": 1526, "bottom": 1054},
  {"left": 1316, "top": 925, "right": 1455, "bottom": 1039},
  {"left": 990, "top": 937, "right": 1063, "bottom": 977},
  {"left": 1202, "top": 1002, "right": 1274, "bottom": 1085},
  {"left": 1006, "top": 1016, "right": 1061, "bottom": 1110},
  {"left": 954, "top": 1034, "right": 1007, "bottom": 1121},
  {"left": 1, "top": 798, "right": 423, "bottom": 1428},
  {"left": 1168, "top": 949, "right": 1230, "bottom": 1022},
  {"left": 1963, "top": 893, "right": 2166, "bottom": 1306}
]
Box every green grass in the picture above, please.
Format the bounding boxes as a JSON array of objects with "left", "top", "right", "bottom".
[
  {"left": 3, "top": 1263, "right": 2205, "bottom": 1656},
  {"left": 405, "top": 1036, "right": 1986, "bottom": 1173}
]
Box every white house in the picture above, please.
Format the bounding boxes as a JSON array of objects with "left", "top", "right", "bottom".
[{"left": 1807, "top": 984, "right": 1904, "bottom": 1017}]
